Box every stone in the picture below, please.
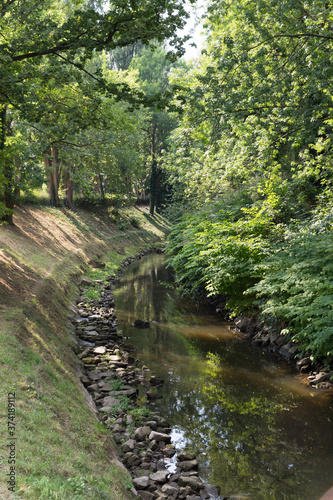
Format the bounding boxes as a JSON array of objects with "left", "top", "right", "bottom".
[
  {"left": 269, "top": 332, "right": 280, "bottom": 344},
  {"left": 150, "top": 376, "right": 164, "bottom": 386},
  {"left": 81, "top": 276, "right": 94, "bottom": 286},
  {"left": 179, "top": 486, "right": 193, "bottom": 498},
  {"left": 150, "top": 470, "right": 170, "bottom": 483},
  {"left": 84, "top": 325, "right": 100, "bottom": 331},
  {"left": 308, "top": 372, "right": 331, "bottom": 385},
  {"left": 204, "top": 483, "right": 221, "bottom": 497},
  {"left": 178, "top": 451, "right": 196, "bottom": 461},
  {"left": 87, "top": 383, "right": 99, "bottom": 392},
  {"left": 147, "top": 391, "right": 163, "bottom": 401},
  {"left": 161, "top": 483, "right": 179, "bottom": 495},
  {"left": 135, "top": 426, "right": 152, "bottom": 440},
  {"left": 163, "top": 445, "right": 176, "bottom": 458},
  {"left": 275, "top": 335, "right": 287, "bottom": 347},
  {"left": 279, "top": 343, "right": 293, "bottom": 358},
  {"left": 102, "top": 396, "right": 118, "bottom": 408},
  {"left": 133, "top": 476, "right": 150, "bottom": 489},
  {"left": 121, "top": 439, "right": 136, "bottom": 452},
  {"left": 178, "top": 460, "right": 198, "bottom": 471},
  {"left": 93, "top": 346, "right": 107, "bottom": 354},
  {"left": 178, "top": 476, "right": 203, "bottom": 491},
  {"left": 149, "top": 431, "right": 171, "bottom": 443},
  {"left": 83, "top": 330, "right": 99, "bottom": 337},
  {"left": 112, "top": 424, "right": 125, "bottom": 433},
  {"left": 296, "top": 357, "right": 312, "bottom": 369},
  {"left": 133, "top": 319, "right": 150, "bottom": 328},
  {"left": 112, "top": 388, "right": 138, "bottom": 398},
  {"left": 139, "top": 492, "right": 155, "bottom": 500}
]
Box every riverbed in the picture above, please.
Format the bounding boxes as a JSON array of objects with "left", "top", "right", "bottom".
[{"left": 113, "top": 253, "right": 333, "bottom": 500}]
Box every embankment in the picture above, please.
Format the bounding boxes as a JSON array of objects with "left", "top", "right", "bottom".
[{"left": 0, "top": 205, "right": 169, "bottom": 500}]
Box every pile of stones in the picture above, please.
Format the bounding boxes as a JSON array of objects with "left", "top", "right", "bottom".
[{"left": 71, "top": 252, "right": 225, "bottom": 500}]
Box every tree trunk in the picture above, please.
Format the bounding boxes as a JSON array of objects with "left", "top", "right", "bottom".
[
  {"left": 13, "top": 155, "right": 20, "bottom": 203},
  {"left": 63, "top": 164, "right": 74, "bottom": 210},
  {"left": 0, "top": 105, "right": 14, "bottom": 224},
  {"left": 45, "top": 145, "right": 60, "bottom": 206},
  {"left": 149, "top": 123, "right": 157, "bottom": 216}
]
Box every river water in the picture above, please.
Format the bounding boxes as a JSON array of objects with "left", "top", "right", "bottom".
[{"left": 113, "top": 253, "right": 333, "bottom": 500}]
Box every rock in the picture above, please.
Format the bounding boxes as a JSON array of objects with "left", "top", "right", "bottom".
[
  {"left": 269, "top": 332, "right": 280, "bottom": 344},
  {"left": 139, "top": 492, "right": 155, "bottom": 500},
  {"left": 148, "top": 439, "right": 159, "bottom": 451},
  {"left": 80, "top": 276, "right": 95, "bottom": 286},
  {"left": 149, "top": 431, "right": 171, "bottom": 443},
  {"left": 111, "top": 388, "right": 138, "bottom": 398},
  {"left": 161, "top": 483, "right": 179, "bottom": 495},
  {"left": 135, "top": 426, "right": 152, "bottom": 440},
  {"left": 101, "top": 396, "right": 118, "bottom": 408},
  {"left": 150, "top": 376, "right": 164, "bottom": 386},
  {"left": 108, "top": 354, "right": 122, "bottom": 362},
  {"left": 133, "top": 476, "right": 150, "bottom": 489},
  {"left": 147, "top": 391, "right": 163, "bottom": 401},
  {"left": 179, "top": 486, "right": 193, "bottom": 498},
  {"left": 204, "top": 483, "right": 221, "bottom": 498},
  {"left": 296, "top": 357, "right": 312, "bottom": 370},
  {"left": 163, "top": 445, "right": 176, "bottom": 458},
  {"left": 178, "top": 476, "right": 203, "bottom": 491},
  {"left": 308, "top": 372, "right": 331, "bottom": 385},
  {"left": 186, "top": 496, "right": 201, "bottom": 500},
  {"left": 121, "top": 439, "right": 135, "bottom": 453},
  {"left": 87, "top": 383, "right": 99, "bottom": 392},
  {"left": 234, "top": 315, "right": 257, "bottom": 335},
  {"left": 178, "top": 460, "right": 198, "bottom": 471},
  {"left": 279, "top": 343, "right": 293, "bottom": 358},
  {"left": 83, "top": 330, "right": 99, "bottom": 337},
  {"left": 300, "top": 364, "right": 311, "bottom": 374},
  {"left": 93, "top": 346, "right": 107, "bottom": 354},
  {"left": 275, "top": 335, "right": 287, "bottom": 347},
  {"left": 79, "top": 347, "right": 92, "bottom": 359},
  {"left": 150, "top": 470, "right": 170, "bottom": 483},
  {"left": 83, "top": 325, "right": 100, "bottom": 331},
  {"left": 133, "top": 319, "right": 150, "bottom": 328},
  {"left": 178, "top": 451, "right": 196, "bottom": 461},
  {"left": 89, "top": 260, "right": 106, "bottom": 268}
]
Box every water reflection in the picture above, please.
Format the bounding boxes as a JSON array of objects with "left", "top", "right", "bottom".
[{"left": 113, "top": 253, "right": 333, "bottom": 500}]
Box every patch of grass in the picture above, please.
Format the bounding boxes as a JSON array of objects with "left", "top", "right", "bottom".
[
  {"left": 128, "top": 407, "right": 153, "bottom": 424},
  {"left": 0, "top": 204, "right": 168, "bottom": 499}
]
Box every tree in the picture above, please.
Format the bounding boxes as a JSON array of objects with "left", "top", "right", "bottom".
[
  {"left": 129, "top": 46, "right": 179, "bottom": 214},
  {"left": 0, "top": 0, "right": 193, "bottom": 222}
]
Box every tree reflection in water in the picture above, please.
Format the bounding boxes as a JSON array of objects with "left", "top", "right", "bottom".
[{"left": 114, "top": 253, "right": 333, "bottom": 500}]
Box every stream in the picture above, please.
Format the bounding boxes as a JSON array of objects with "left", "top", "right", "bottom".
[{"left": 113, "top": 253, "right": 333, "bottom": 500}]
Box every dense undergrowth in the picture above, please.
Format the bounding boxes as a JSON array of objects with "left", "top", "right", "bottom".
[{"left": 165, "top": 196, "right": 333, "bottom": 365}]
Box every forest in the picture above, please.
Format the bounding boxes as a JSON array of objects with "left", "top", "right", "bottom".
[{"left": 1, "top": 0, "right": 333, "bottom": 366}]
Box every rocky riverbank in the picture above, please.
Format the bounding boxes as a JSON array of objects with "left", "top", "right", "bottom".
[
  {"left": 231, "top": 313, "right": 333, "bottom": 391},
  {"left": 72, "top": 249, "right": 224, "bottom": 500}
]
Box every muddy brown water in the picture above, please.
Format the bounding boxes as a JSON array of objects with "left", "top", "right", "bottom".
[{"left": 113, "top": 253, "right": 333, "bottom": 500}]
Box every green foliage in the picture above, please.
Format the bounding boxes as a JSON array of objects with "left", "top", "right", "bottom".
[
  {"left": 166, "top": 203, "right": 274, "bottom": 312},
  {"left": 128, "top": 406, "right": 152, "bottom": 423},
  {"left": 250, "top": 215, "right": 333, "bottom": 360}
]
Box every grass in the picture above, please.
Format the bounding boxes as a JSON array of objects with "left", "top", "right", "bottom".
[{"left": 0, "top": 204, "right": 169, "bottom": 499}]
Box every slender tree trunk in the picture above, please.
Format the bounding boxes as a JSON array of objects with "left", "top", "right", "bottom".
[
  {"left": 99, "top": 173, "right": 105, "bottom": 203},
  {"left": 0, "top": 105, "right": 14, "bottom": 224},
  {"left": 63, "top": 164, "right": 74, "bottom": 210},
  {"left": 149, "top": 123, "right": 157, "bottom": 216},
  {"left": 45, "top": 145, "right": 60, "bottom": 206},
  {"left": 13, "top": 155, "right": 20, "bottom": 202}
]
